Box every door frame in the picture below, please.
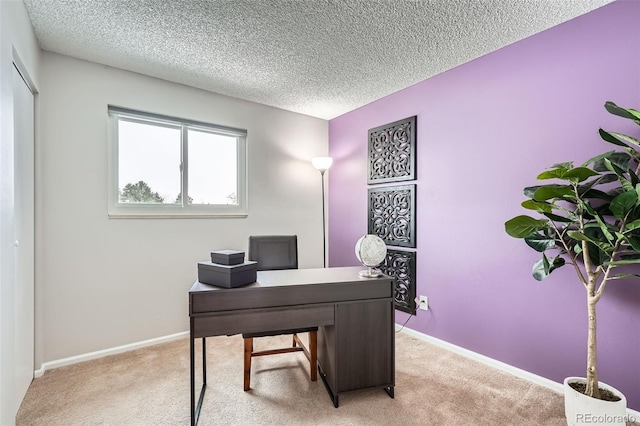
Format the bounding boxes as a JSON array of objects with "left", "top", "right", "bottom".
[{"left": 11, "top": 51, "right": 38, "bottom": 419}]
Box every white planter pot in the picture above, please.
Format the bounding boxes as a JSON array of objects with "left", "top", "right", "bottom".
[{"left": 564, "top": 377, "right": 627, "bottom": 426}]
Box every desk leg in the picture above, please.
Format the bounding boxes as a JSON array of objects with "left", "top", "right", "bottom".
[
  {"left": 190, "top": 330, "right": 207, "bottom": 425},
  {"left": 317, "top": 364, "right": 339, "bottom": 408},
  {"left": 202, "top": 337, "right": 207, "bottom": 387},
  {"left": 384, "top": 386, "right": 394, "bottom": 399}
]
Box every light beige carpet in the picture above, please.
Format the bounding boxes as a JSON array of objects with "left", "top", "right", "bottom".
[{"left": 14, "top": 332, "right": 625, "bottom": 426}]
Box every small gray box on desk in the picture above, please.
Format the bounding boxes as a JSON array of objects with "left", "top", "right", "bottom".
[
  {"left": 197, "top": 261, "right": 257, "bottom": 288},
  {"left": 210, "top": 250, "right": 245, "bottom": 266}
]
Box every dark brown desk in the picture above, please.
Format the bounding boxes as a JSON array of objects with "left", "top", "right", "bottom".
[{"left": 189, "top": 266, "right": 395, "bottom": 425}]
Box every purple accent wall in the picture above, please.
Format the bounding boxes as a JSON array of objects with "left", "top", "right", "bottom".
[{"left": 328, "top": 1, "right": 640, "bottom": 410}]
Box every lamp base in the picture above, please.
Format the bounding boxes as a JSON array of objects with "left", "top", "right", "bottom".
[{"left": 359, "top": 267, "right": 381, "bottom": 278}]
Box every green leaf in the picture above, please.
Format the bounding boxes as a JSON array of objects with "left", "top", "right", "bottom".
[
  {"left": 579, "top": 200, "right": 615, "bottom": 241},
  {"left": 505, "top": 216, "right": 549, "bottom": 238},
  {"left": 599, "top": 129, "right": 640, "bottom": 150},
  {"left": 567, "top": 230, "right": 614, "bottom": 252},
  {"left": 582, "top": 151, "right": 616, "bottom": 167},
  {"left": 537, "top": 169, "right": 568, "bottom": 180},
  {"left": 588, "top": 244, "right": 609, "bottom": 267},
  {"left": 579, "top": 188, "right": 614, "bottom": 201},
  {"left": 626, "top": 236, "right": 640, "bottom": 251},
  {"left": 619, "top": 253, "right": 640, "bottom": 260},
  {"left": 622, "top": 179, "right": 635, "bottom": 192},
  {"left": 567, "top": 230, "right": 590, "bottom": 242},
  {"left": 523, "top": 186, "right": 539, "bottom": 198},
  {"left": 603, "top": 157, "right": 635, "bottom": 191},
  {"left": 606, "top": 187, "right": 625, "bottom": 200},
  {"left": 524, "top": 233, "right": 557, "bottom": 252},
  {"left": 628, "top": 168, "right": 640, "bottom": 188},
  {"left": 609, "top": 132, "right": 640, "bottom": 147},
  {"left": 536, "top": 166, "right": 599, "bottom": 183},
  {"left": 610, "top": 273, "right": 640, "bottom": 280},
  {"left": 584, "top": 227, "right": 616, "bottom": 251},
  {"left": 533, "top": 185, "right": 575, "bottom": 201},
  {"left": 542, "top": 212, "right": 573, "bottom": 222},
  {"left": 599, "top": 128, "right": 629, "bottom": 147},
  {"left": 604, "top": 101, "right": 640, "bottom": 122},
  {"left": 579, "top": 173, "right": 617, "bottom": 193},
  {"left": 634, "top": 184, "right": 640, "bottom": 198},
  {"left": 532, "top": 254, "right": 565, "bottom": 281},
  {"left": 607, "top": 258, "right": 640, "bottom": 267},
  {"left": 550, "top": 162, "right": 573, "bottom": 169},
  {"left": 532, "top": 257, "right": 548, "bottom": 281},
  {"left": 579, "top": 199, "right": 597, "bottom": 216},
  {"left": 603, "top": 158, "right": 628, "bottom": 178},
  {"left": 602, "top": 158, "right": 639, "bottom": 191},
  {"left": 595, "top": 215, "right": 615, "bottom": 242},
  {"left": 623, "top": 219, "right": 640, "bottom": 232},
  {"left": 592, "top": 153, "right": 631, "bottom": 172},
  {"left": 593, "top": 203, "right": 613, "bottom": 218},
  {"left": 521, "top": 200, "right": 553, "bottom": 213},
  {"left": 552, "top": 256, "right": 566, "bottom": 270},
  {"left": 610, "top": 190, "right": 638, "bottom": 219},
  {"left": 562, "top": 167, "right": 600, "bottom": 183}
]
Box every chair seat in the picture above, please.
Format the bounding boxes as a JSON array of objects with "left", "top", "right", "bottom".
[{"left": 242, "top": 327, "right": 318, "bottom": 339}]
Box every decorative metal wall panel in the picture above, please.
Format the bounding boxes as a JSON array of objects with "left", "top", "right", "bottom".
[
  {"left": 368, "top": 116, "right": 416, "bottom": 184},
  {"left": 368, "top": 184, "right": 416, "bottom": 248},
  {"left": 379, "top": 249, "right": 417, "bottom": 314}
]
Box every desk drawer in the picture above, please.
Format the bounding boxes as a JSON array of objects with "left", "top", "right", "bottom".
[
  {"left": 190, "top": 279, "right": 393, "bottom": 313},
  {"left": 192, "top": 305, "right": 335, "bottom": 338}
]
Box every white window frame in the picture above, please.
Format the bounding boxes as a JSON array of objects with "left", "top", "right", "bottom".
[{"left": 107, "top": 106, "right": 247, "bottom": 218}]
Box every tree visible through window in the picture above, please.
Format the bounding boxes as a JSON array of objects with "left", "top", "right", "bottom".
[
  {"left": 108, "top": 106, "right": 247, "bottom": 217},
  {"left": 120, "top": 180, "right": 164, "bottom": 203}
]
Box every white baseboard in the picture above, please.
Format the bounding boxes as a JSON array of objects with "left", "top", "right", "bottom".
[
  {"left": 33, "top": 331, "right": 188, "bottom": 378},
  {"left": 396, "top": 325, "right": 640, "bottom": 421}
]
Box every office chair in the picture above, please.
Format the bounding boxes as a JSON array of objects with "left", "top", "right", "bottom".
[{"left": 242, "top": 235, "right": 318, "bottom": 391}]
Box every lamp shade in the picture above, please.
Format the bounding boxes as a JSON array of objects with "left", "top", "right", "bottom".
[{"left": 312, "top": 156, "right": 333, "bottom": 172}]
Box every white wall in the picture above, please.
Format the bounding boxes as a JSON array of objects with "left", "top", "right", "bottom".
[
  {"left": 0, "top": 1, "right": 41, "bottom": 424},
  {"left": 38, "top": 52, "right": 329, "bottom": 363}
]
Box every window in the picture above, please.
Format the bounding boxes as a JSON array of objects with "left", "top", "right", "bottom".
[{"left": 108, "top": 106, "right": 247, "bottom": 217}]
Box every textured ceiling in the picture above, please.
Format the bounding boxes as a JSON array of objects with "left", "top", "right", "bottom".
[{"left": 23, "top": 0, "right": 613, "bottom": 119}]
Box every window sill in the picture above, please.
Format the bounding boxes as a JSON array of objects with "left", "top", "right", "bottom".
[{"left": 108, "top": 211, "right": 248, "bottom": 219}]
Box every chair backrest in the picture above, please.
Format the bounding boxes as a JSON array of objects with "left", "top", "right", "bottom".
[{"left": 248, "top": 235, "right": 298, "bottom": 271}]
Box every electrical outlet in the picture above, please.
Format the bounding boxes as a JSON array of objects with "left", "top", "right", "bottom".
[{"left": 419, "top": 295, "right": 428, "bottom": 311}]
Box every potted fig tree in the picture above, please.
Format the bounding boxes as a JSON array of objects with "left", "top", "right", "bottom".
[{"left": 505, "top": 101, "right": 639, "bottom": 426}]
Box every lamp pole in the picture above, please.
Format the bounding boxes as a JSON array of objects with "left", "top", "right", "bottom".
[
  {"left": 320, "top": 168, "right": 327, "bottom": 268},
  {"left": 311, "top": 157, "right": 333, "bottom": 268}
]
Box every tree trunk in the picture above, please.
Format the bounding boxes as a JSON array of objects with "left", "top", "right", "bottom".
[{"left": 585, "top": 293, "right": 601, "bottom": 399}]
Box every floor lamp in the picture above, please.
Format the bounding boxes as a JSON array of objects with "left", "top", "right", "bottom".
[{"left": 312, "top": 156, "right": 333, "bottom": 268}]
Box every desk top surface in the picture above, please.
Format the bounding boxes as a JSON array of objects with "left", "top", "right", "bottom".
[{"left": 189, "top": 266, "right": 390, "bottom": 293}]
